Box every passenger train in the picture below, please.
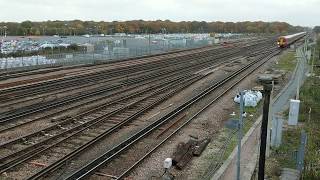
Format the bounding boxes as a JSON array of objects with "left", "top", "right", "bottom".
[{"left": 277, "top": 32, "right": 306, "bottom": 48}]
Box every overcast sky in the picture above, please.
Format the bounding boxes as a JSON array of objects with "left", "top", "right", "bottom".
[{"left": 0, "top": 0, "right": 318, "bottom": 26}]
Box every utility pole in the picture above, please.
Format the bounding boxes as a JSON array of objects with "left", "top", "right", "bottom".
[
  {"left": 304, "top": 36, "right": 308, "bottom": 57},
  {"left": 148, "top": 29, "right": 151, "bottom": 55},
  {"left": 311, "top": 47, "right": 315, "bottom": 75},
  {"left": 318, "top": 44, "right": 320, "bottom": 63},
  {"left": 258, "top": 78, "right": 273, "bottom": 180},
  {"left": 296, "top": 39, "right": 306, "bottom": 99},
  {"left": 4, "top": 26, "right": 7, "bottom": 37},
  {"left": 237, "top": 91, "right": 244, "bottom": 180},
  {"left": 225, "top": 92, "right": 245, "bottom": 180},
  {"left": 296, "top": 53, "right": 300, "bottom": 100}
]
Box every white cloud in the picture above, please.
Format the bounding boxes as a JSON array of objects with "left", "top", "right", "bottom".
[{"left": 0, "top": 0, "right": 318, "bottom": 26}]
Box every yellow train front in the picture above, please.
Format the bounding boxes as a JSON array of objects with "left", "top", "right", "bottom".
[
  {"left": 277, "top": 32, "right": 306, "bottom": 48},
  {"left": 277, "top": 36, "right": 287, "bottom": 48}
]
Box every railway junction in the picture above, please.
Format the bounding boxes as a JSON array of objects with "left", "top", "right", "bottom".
[{"left": 0, "top": 33, "right": 311, "bottom": 179}]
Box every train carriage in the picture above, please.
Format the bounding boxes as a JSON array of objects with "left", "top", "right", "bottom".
[{"left": 277, "top": 32, "right": 306, "bottom": 48}]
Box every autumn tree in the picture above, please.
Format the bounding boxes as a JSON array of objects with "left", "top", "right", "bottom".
[{"left": 0, "top": 20, "right": 305, "bottom": 36}]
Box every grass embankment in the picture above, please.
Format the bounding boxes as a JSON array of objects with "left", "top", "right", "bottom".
[
  {"left": 222, "top": 104, "right": 262, "bottom": 160},
  {"left": 266, "top": 40, "right": 320, "bottom": 179},
  {"left": 299, "top": 73, "right": 320, "bottom": 179},
  {"left": 265, "top": 50, "right": 298, "bottom": 177},
  {"left": 275, "top": 51, "right": 296, "bottom": 72},
  {"left": 202, "top": 49, "right": 305, "bottom": 179},
  {"left": 200, "top": 101, "right": 262, "bottom": 179}
]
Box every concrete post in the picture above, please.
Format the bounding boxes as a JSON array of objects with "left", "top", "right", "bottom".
[
  {"left": 271, "top": 114, "right": 283, "bottom": 147},
  {"left": 288, "top": 99, "right": 300, "bottom": 126},
  {"left": 266, "top": 81, "right": 274, "bottom": 157},
  {"left": 297, "top": 131, "right": 307, "bottom": 173}
]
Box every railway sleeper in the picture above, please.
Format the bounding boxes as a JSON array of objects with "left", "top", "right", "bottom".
[{"left": 104, "top": 120, "right": 121, "bottom": 124}]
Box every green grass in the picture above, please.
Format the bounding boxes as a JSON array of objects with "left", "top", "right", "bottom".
[
  {"left": 299, "top": 77, "right": 320, "bottom": 122},
  {"left": 220, "top": 102, "right": 262, "bottom": 162},
  {"left": 298, "top": 71, "right": 320, "bottom": 179},
  {"left": 266, "top": 39, "right": 320, "bottom": 179},
  {"left": 223, "top": 105, "right": 263, "bottom": 165},
  {"left": 199, "top": 102, "right": 262, "bottom": 179},
  {"left": 266, "top": 40, "right": 320, "bottom": 179},
  {"left": 275, "top": 51, "right": 297, "bottom": 72},
  {"left": 271, "top": 129, "right": 301, "bottom": 169},
  {"left": 222, "top": 133, "right": 237, "bottom": 160}
]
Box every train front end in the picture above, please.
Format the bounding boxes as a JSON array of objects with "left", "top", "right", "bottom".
[
  {"left": 277, "top": 32, "right": 306, "bottom": 48},
  {"left": 277, "top": 37, "right": 287, "bottom": 48}
]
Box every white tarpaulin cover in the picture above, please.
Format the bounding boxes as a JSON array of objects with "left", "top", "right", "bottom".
[
  {"left": 0, "top": 56, "right": 56, "bottom": 69},
  {"left": 234, "top": 90, "right": 263, "bottom": 107}
]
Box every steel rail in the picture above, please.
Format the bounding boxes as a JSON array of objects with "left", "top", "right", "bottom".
[
  {"left": 115, "top": 50, "right": 281, "bottom": 180},
  {"left": 65, "top": 49, "right": 280, "bottom": 180},
  {"left": 0, "top": 37, "right": 268, "bottom": 99},
  {"left": 0, "top": 46, "right": 221, "bottom": 95},
  {"left": 0, "top": 47, "right": 243, "bottom": 124},
  {"left": 1, "top": 74, "right": 202, "bottom": 177}
]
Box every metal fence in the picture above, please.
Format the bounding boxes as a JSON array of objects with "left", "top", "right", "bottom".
[{"left": 0, "top": 40, "right": 212, "bottom": 72}]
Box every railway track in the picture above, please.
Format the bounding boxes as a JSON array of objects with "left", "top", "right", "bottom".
[
  {"left": 0, "top": 44, "right": 247, "bottom": 166},
  {"left": 0, "top": 46, "right": 236, "bottom": 116},
  {"left": 0, "top": 46, "right": 247, "bottom": 131},
  {"left": 0, "top": 44, "right": 213, "bottom": 81},
  {"left": 0, "top": 71, "right": 203, "bottom": 178},
  {"left": 0, "top": 37, "right": 278, "bottom": 179},
  {"left": 0, "top": 38, "right": 269, "bottom": 103},
  {"left": 0, "top": 38, "right": 271, "bottom": 112},
  {"left": 0, "top": 46, "right": 219, "bottom": 99},
  {"left": 65, "top": 47, "right": 280, "bottom": 180},
  {"left": 0, "top": 74, "right": 200, "bottom": 149},
  {"left": 0, "top": 46, "right": 253, "bottom": 170},
  {"left": 0, "top": 46, "right": 239, "bottom": 104}
]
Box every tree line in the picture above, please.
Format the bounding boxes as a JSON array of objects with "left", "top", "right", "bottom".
[
  {"left": 0, "top": 20, "right": 305, "bottom": 36},
  {"left": 313, "top": 26, "right": 320, "bottom": 34}
]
